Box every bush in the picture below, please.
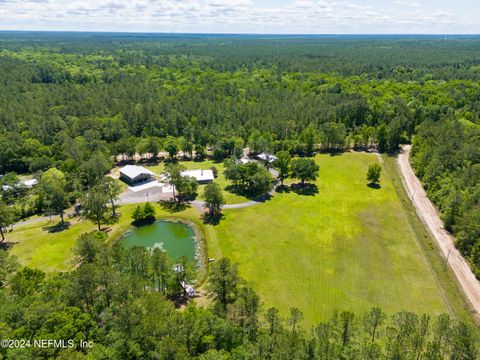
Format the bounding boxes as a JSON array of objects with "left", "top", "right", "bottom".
[
  {"left": 367, "top": 163, "right": 382, "bottom": 184},
  {"left": 143, "top": 202, "right": 156, "bottom": 218},
  {"left": 132, "top": 203, "right": 156, "bottom": 223},
  {"left": 132, "top": 205, "right": 144, "bottom": 222},
  {"left": 210, "top": 166, "right": 218, "bottom": 178}
]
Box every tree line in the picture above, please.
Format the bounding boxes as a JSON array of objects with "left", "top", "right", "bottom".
[
  {"left": 411, "top": 118, "right": 480, "bottom": 278},
  {"left": 0, "top": 241, "right": 477, "bottom": 359}
]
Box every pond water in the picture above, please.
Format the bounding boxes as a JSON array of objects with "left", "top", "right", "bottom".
[{"left": 120, "top": 220, "right": 196, "bottom": 261}]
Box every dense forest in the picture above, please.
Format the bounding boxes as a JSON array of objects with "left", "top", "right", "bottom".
[
  {"left": 1, "top": 34, "right": 480, "bottom": 178},
  {"left": 0, "top": 236, "right": 477, "bottom": 359},
  {"left": 411, "top": 119, "right": 480, "bottom": 278},
  {"left": 1, "top": 34, "right": 479, "bottom": 174},
  {"left": 1, "top": 34, "right": 480, "bottom": 269},
  {"left": 1, "top": 33, "right": 480, "bottom": 357}
]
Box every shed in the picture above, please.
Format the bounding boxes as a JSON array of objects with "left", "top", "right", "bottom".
[
  {"left": 181, "top": 169, "right": 214, "bottom": 184},
  {"left": 120, "top": 165, "right": 156, "bottom": 185}
]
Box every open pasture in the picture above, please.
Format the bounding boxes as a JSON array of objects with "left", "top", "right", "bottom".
[{"left": 208, "top": 152, "right": 449, "bottom": 323}]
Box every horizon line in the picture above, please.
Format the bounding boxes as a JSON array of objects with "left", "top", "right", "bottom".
[{"left": 0, "top": 30, "right": 480, "bottom": 37}]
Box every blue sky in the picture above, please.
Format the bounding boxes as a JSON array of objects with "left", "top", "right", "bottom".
[{"left": 0, "top": 0, "right": 478, "bottom": 34}]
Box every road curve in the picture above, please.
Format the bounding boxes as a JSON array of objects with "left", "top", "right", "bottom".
[
  {"left": 398, "top": 145, "right": 480, "bottom": 317},
  {"left": 191, "top": 199, "right": 262, "bottom": 211}
]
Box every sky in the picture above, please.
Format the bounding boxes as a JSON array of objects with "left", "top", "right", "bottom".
[{"left": 0, "top": 0, "right": 479, "bottom": 34}]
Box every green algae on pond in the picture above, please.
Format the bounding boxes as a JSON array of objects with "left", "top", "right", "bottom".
[{"left": 120, "top": 220, "right": 196, "bottom": 262}]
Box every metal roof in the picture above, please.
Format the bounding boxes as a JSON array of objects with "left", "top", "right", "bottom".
[
  {"left": 257, "top": 152, "right": 278, "bottom": 162},
  {"left": 181, "top": 169, "right": 214, "bottom": 182},
  {"left": 120, "top": 165, "right": 155, "bottom": 180}
]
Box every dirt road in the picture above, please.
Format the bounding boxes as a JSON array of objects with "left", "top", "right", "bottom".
[{"left": 398, "top": 145, "right": 480, "bottom": 317}]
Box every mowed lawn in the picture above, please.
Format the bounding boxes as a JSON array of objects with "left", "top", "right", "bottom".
[
  {"left": 209, "top": 152, "right": 448, "bottom": 323},
  {"left": 8, "top": 204, "right": 208, "bottom": 273}
]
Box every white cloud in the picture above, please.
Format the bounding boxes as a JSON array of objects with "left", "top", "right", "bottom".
[
  {"left": 394, "top": 0, "right": 421, "bottom": 7},
  {"left": 0, "top": 0, "right": 478, "bottom": 33}
]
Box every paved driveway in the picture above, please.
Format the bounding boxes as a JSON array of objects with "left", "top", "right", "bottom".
[{"left": 119, "top": 185, "right": 171, "bottom": 204}]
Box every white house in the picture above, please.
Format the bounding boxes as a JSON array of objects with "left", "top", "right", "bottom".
[
  {"left": 119, "top": 165, "right": 156, "bottom": 185},
  {"left": 181, "top": 169, "right": 214, "bottom": 184},
  {"left": 257, "top": 152, "right": 278, "bottom": 164}
]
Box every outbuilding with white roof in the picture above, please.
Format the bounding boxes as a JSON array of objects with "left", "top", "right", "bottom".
[
  {"left": 181, "top": 169, "right": 214, "bottom": 184},
  {"left": 120, "top": 165, "right": 156, "bottom": 185}
]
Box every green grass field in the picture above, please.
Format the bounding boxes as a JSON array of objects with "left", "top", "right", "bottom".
[
  {"left": 9, "top": 216, "right": 94, "bottom": 272},
  {"left": 8, "top": 204, "right": 208, "bottom": 273},
  {"left": 208, "top": 152, "right": 449, "bottom": 323},
  {"left": 9, "top": 152, "right": 463, "bottom": 326}
]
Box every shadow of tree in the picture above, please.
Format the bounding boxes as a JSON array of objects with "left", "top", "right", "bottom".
[
  {"left": 225, "top": 185, "right": 271, "bottom": 201},
  {"left": 367, "top": 183, "right": 381, "bottom": 189},
  {"left": 255, "top": 193, "right": 273, "bottom": 202},
  {"left": 42, "top": 221, "right": 71, "bottom": 233},
  {"left": 201, "top": 212, "right": 225, "bottom": 225},
  {"left": 131, "top": 216, "right": 156, "bottom": 228},
  {"left": 168, "top": 292, "right": 190, "bottom": 309},
  {"left": 156, "top": 158, "right": 179, "bottom": 166},
  {"left": 0, "top": 240, "right": 17, "bottom": 251},
  {"left": 327, "top": 149, "right": 345, "bottom": 157},
  {"left": 141, "top": 156, "right": 168, "bottom": 165},
  {"left": 290, "top": 183, "right": 319, "bottom": 196},
  {"left": 159, "top": 200, "right": 189, "bottom": 213},
  {"left": 275, "top": 185, "right": 292, "bottom": 193}
]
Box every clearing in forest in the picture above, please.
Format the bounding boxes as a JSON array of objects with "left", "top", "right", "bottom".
[{"left": 208, "top": 152, "right": 448, "bottom": 324}]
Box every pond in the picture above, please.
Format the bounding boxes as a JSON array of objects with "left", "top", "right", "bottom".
[{"left": 120, "top": 220, "right": 196, "bottom": 262}]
